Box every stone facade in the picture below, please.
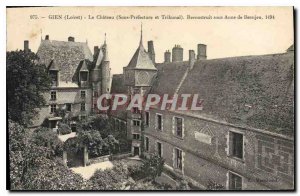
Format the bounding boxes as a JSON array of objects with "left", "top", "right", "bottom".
[{"left": 142, "top": 108, "right": 294, "bottom": 190}]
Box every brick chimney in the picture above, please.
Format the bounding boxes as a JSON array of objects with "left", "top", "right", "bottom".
[
  {"left": 68, "top": 36, "right": 75, "bottom": 42},
  {"left": 148, "top": 41, "right": 155, "bottom": 63},
  {"left": 24, "top": 40, "right": 29, "bottom": 53},
  {"left": 197, "top": 44, "right": 207, "bottom": 60},
  {"left": 189, "top": 50, "right": 196, "bottom": 69},
  {"left": 172, "top": 45, "right": 183, "bottom": 62},
  {"left": 164, "top": 50, "right": 171, "bottom": 63}
]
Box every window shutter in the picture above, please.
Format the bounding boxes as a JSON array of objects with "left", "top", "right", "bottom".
[
  {"left": 182, "top": 150, "right": 185, "bottom": 174},
  {"left": 161, "top": 115, "right": 164, "bottom": 131},
  {"left": 182, "top": 118, "right": 185, "bottom": 138},
  {"left": 172, "top": 117, "right": 175, "bottom": 135},
  {"left": 172, "top": 148, "right": 175, "bottom": 168}
]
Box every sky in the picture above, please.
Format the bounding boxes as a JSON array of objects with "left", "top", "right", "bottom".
[{"left": 7, "top": 6, "right": 294, "bottom": 74}]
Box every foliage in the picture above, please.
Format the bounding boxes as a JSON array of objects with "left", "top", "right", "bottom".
[
  {"left": 9, "top": 120, "right": 85, "bottom": 190},
  {"left": 31, "top": 127, "right": 63, "bottom": 157},
  {"left": 141, "top": 154, "right": 165, "bottom": 182},
  {"left": 88, "top": 162, "right": 129, "bottom": 190},
  {"left": 57, "top": 122, "right": 72, "bottom": 135},
  {"left": 9, "top": 120, "right": 27, "bottom": 190},
  {"left": 7, "top": 50, "right": 51, "bottom": 126},
  {"left": 23, "top": 155, "right": 85, "bottom": 190},
  {"left": 206, "top": 179, "right": 225, "bottom": 190},
  {"left": 77, "top": 129, "right": 105, "bottom": 158}
]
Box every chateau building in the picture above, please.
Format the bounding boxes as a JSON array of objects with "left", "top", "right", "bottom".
[
  {"left": 110, "top": 28, "right": 294, "bottom": 190},
  {"left": 30, "top": 34, "right": 111, "bottom": 129}
]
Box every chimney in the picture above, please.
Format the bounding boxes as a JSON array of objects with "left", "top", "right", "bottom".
[
  {"left": 197, "top": 44, "right": 207, "bottom": 60},
  {"left": 164, "top": 50, "right": 171, "bottom": 63},
  {"left": 189, "top": 50, "right": 196, "bottom": 69},
  {"left": 68, "top": 36, "right": 75, "bottom": 42},
  {"left": 45, "top": 35, "right": 49, "bottom": 40},
  {"left": 147, "top": 40, "right": 155, "bottom": 63},
  {"left": 93, "top": 46, "right": 99, "bottom": 59},
  {"left": 24, "top": 40, "right": 29, "bottom": 53},
  {"left": 172, "top": 45, "right": 183, "bottom": 62}
]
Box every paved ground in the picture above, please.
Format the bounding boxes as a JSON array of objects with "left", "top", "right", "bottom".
[
  {"left": 58, "top": 132, "right": 76, "bottom": 142},
  {"left": 71, "top": 161, "right": 114, "bottom": 180}
]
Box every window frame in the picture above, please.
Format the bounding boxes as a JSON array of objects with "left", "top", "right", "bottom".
[
  {"left": 228, "top": 171, "right": 243, "bottom": 190},
  {"left": 65, "top": 103, "right": 72, "bottom": 112},
  {"left": 145, "top": 111, "right": 150, "bottom": 127},
  {"left": 156, "top": 113, "right": 163, "bottom": 131},
  {"left": 80, "top": 90, "right": 86, "bottom": 99},
  {"left": 145, "top": 136, "right": 149, "bottom": 152},
  {"left": 133, "top": 120, "right": 141, "bottom": 127},
  {"left": 50, "top": 91, "right": 57, "bottom": 101},
  {"left": 156, "top": 141, "right": 163, "bottom": 158},
  {"left": 174, "top": 147, "right": 183, "bottom": 171},
  {"left": 80, "top": 102, "right": 86, "bottom": 111},
  {"left": 50, "top": 104, "right": 57, "bottom": 114},
  {"left": 173, "top": 116, "right": 184, "bottom": 138},
  {"left": 228, "top": 130, "right": 244, "bottom": 160}
]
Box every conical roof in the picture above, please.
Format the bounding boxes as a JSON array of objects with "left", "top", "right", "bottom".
[{"left": 126, "top": 25, "right": 156, "bottom": 70}]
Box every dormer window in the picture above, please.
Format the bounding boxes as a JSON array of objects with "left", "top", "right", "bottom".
[
  {"left": 80, "top": 71, "right": 88, "bottom": 82},
  {"left": 49, "top": 70, "right": 58, "bottom": 86}
]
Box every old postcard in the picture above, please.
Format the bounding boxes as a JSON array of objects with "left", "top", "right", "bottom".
[{"left": 6, "top": 6, "right": 294, "bottom": 191}]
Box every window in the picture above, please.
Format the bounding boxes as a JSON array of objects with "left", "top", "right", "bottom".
[
  {"left": 81, "top": 90, "right": 86, "bottom": 99},
  {"left": 50, "top": 104, "right": 56, "bottom": 113},
  {"left": 80, "top": 72, "right": 88, "bottom": 81},
  {"left": 145, "top": 137, "right": 149, "bottom": 151},
  {"left": 66, "top": 103, "right": 72, "bottom": 112},
  {"left": 50, "top": 91, "right": 56, "bottom": 100},
  {"left": 157, "top": 142, "right": 162, "bottom": 157},
  {"left": 145, "top": 112, "right": 149, "bottom": 126},
  {"left": 229, "top": 132, "right": 244, "bottom": 159},
  {"left": 132, "top": 107, "right": 140, "bottom": 114},
  {"left": 156, "top": 114, "right": 162, "bottom": 131},
  {"left": 228, "top": 172, "right": 242, "bottom": 190},
  {"left": 133, "top": 120, "right": 140, "bottom": 126},
  {"left": 174, "top": 117, "right": 183, "bottom": 137},
  {"left": 81, "top": 103, "right": 86, "bottom": 111},
  {"left": 133, "top": 134, "right": 140, "bottom": 140},
  {"left": 93, "top": 91, "right": 98, "bottom": 97},
  {"left": 80, "top": 115, "right": 87, "bottom": 121},
  {"left": 49, "top": 71, "right": 58, "bottom": 85},
  {"left": 174, "top": 148, "right": 183, "bottom": 171}
]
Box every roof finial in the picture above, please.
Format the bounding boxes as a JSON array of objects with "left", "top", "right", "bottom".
[
  {"left": 140, "top": 22, "right": 143, "bottom": 46},
  {"left": 104, "top": 33, "right": 107, "bottom": 44}
]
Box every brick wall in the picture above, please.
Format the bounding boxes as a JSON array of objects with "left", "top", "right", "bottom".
[{"left": 143, "top": 108, "right": 294, "bottom": 190}]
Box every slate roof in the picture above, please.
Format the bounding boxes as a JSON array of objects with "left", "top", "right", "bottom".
[
  {"left": 37, "top": 39, "right": 93, "bottom": 84},
  {"left": 151, "top": 52, "right": 294, "bottom": 136},
  {"left": 126, "top": 42, "right": 157, "bottom": 70},
  {"left": 287, "top": 44, "right": 294, "bottom": 52},
  {"left": 110, "top": 74, "right": 128, "bottom": 119}
]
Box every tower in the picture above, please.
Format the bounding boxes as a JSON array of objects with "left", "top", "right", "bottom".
[
  {"left": 123, "top": 24, "right": 157, "bottom": 156},
  {"left": 91, "top": 34, "right": 111, "bottom": 114}
]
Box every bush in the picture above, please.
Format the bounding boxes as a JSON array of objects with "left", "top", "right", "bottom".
[{"left": 57, "top": 123, "right": 71, "bottom": 135}]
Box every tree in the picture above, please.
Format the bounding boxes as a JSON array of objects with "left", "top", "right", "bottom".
[
  {"left": 88, "top": 162, "right": 129, "bottom": 190},
  {"left": 7, "top": 50, "right": 51, "bottom": 126},
  {"left": 142, "top": 154, "right": 165, "bottom": 182},
  {"left": 9, "top": 120, "right": 27, "bottom": 190}
]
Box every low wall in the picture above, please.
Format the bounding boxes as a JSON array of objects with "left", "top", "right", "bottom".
[
  {"left": 110, "top": 152, "right": 132, "bottom": 161},
  {"left": 88, "top": 155, "right": 110, "bottom": 165}
]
